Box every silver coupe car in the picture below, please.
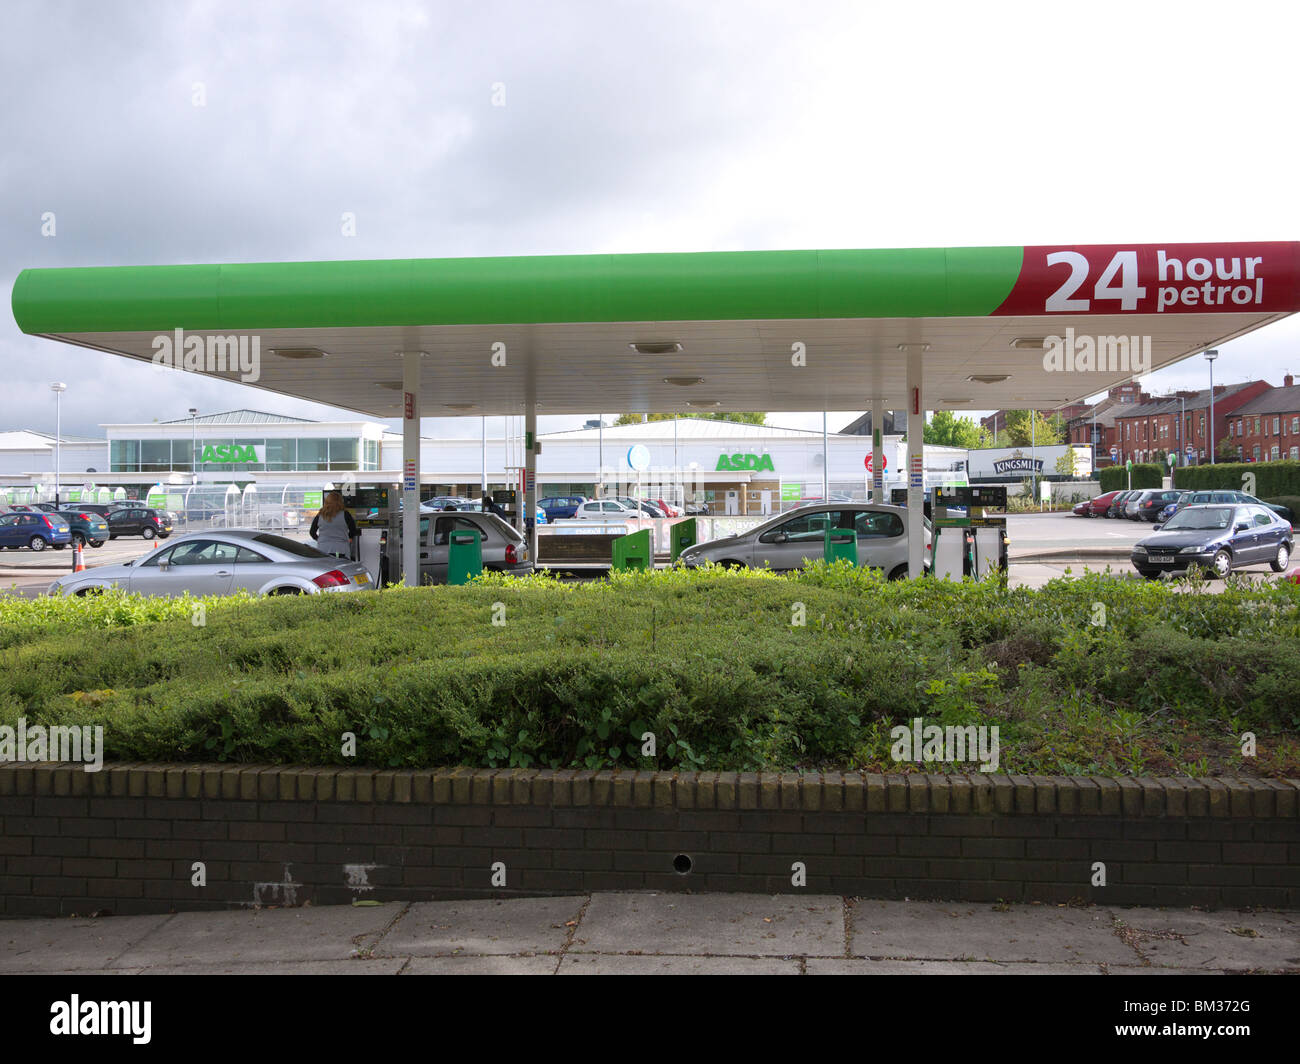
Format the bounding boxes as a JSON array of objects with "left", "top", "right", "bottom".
[{"left": 47, "top": 529, "right": 373, "bottom": 597}]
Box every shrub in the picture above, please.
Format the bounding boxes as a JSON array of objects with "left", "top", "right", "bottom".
[
  {"left": 1099, "top": 463, "right": 1163, "bottom": 492},
  {"left": 1174, "top": 459, "right": 1300, "bottom": 496}
]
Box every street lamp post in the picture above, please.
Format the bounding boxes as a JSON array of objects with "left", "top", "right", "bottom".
[
  {"left": 50, "top": 382, "right": 67, "bottom": 506},
  {"left": 189, "top": 408, "right": 198, "bottom": 484},
  {"left": 1204, "top": 349, "right": 1219, "bottom": 464}
]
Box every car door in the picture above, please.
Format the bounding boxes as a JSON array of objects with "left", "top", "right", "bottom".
[
  {"left": 848, "top": 508, "right": 907, "bottom": 570},
  {"left": 230, "top": 544, "right": 276, "bottom": 593},
  {"left": 130, "top": 539, "right": 236, "bottom": 596},
  {"left": 1246, "top": 506, "right": 1278, "bottom": 564},
  {"left": 0, "top": 513, "right": 20, "bottom": 547},
  {"left": 755, "top": 509, "right": 833, "bottom": 570}
]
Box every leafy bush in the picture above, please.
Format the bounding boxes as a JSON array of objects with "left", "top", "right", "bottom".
[
  {"left": 1099, "top": 463, "right": 1163, "bottom": 492},
  {"left": 1174, "top": 459, "right": 1300, "bottom": 496},
  {"left": 2, "top": 566, "right": 1298, "bottom": 774}
]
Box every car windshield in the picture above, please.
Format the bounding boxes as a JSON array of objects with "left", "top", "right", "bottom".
[
  {"left": 252, "top": 533, "right": 329, "bottom": 558},
  {"left": 1162, "top": 507, "right": 1233, "bottom": 531}
]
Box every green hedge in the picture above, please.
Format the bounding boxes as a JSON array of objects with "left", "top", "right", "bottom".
[
  {"left": 2, "top": 564, "right": 1298, "bottom": 776},
  {"left": 1174, "top": 459, "right": 1300, "bottom": 495},
  {"left": 1099, "top": 463, "right": 1163, "bottom": 492}
]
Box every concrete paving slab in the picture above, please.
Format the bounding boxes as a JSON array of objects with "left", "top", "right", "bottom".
[
  {"left": 1105, "top": 966, "right": 1232, "bottom": 975},
  {"left": 808, "top": 959, "right": 1099, "bottom": 975},
  {"left": 559, "top": 954, "right": 800, "bottom": 974},
  {"left": 1113, "top": 910, "right": 1300, "bottom": 971},
  {"left": 573, "top": 893, "right": 844, "bottom": 957},
  {"left": 140, "top": 959, "right": 408, "bottom": 975},
  {"left": 0, "top": 913, "right": 175, "bottom": 973},
  {"left": 850, "top": 901, "right": 1134, "bottom": 964},
  {"left": 378, "top": 897, "right": 582, "bottom": 957},
  {"left": 402, "top": 955, "right": 560, "bottom": 975},
  {"left": 110, "top": 902, "right": 404, "bottom": 967}
]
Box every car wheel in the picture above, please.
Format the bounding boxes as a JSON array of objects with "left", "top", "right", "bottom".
[
  {"left": 887, "top": 564, "right": 910, "bottom": 581},
  {"left": 75, "top": 586, "right": 104, "bottom": 597},
  {"left": 1211, "top": 549, "right": 1232, "bottom": 579},
  {"left": 72, "top": 532, "right": 85, "bottom": 547},
  {"left": 28, "top": 535, "right": 46, "bottom": 552},
  {"left": 718, "top": 559, "right": 747, "bottom": 570},
  {"left": 142, "top": 525, "right": 158, "bottom": 538},
  {"left": 1271, "top": 543, "right": 1291, "bottom": 573},
  {"left": 90, "top": 540, "right": 104, "bottom": 548},
  {"left": 271, "top": 587, "right": 303, "bottom": 595}
]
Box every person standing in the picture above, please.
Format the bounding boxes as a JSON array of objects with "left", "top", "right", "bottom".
[{"left": 310, "top": 490, "right": 358, "bottom": 559}]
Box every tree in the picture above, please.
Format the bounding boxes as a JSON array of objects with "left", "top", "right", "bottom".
[
  {"left": 1055, "top": 448, "right": 1077, "bottom": 477},
  {"left": 924, "top": 410, "right": 982, "bottom": 449},
  {"left": 1003, "top": 410, "right": 1063, "bottom": 447},
  {"left": 614, "top": 412, "right": 766, "bottom": 426}
]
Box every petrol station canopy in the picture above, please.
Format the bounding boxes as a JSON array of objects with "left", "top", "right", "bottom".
[{"left": 13, "top": 242, "right": 1300, "bottom": 418}]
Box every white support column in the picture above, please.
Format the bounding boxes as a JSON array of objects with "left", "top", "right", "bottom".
[
  {"left": 906, "top": 351, "right": 925, "bottom": 578},
  {"left": 871, "top": 398, "right": 885, "bottom": 503},
  {"left": 402, "top": 351, "right": 421, "bottom": 588},
  {"left": 525, "top": 403, "right": 538, "bottom": 562}
]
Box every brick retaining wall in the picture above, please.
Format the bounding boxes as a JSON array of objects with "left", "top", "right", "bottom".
[{"left": 1, "top": 764, "right": 1297, "bottom": 917}]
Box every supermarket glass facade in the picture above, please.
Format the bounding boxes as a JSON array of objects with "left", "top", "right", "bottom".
[{"left": 110, "top": 436, "right": 381, "bottom": 474}]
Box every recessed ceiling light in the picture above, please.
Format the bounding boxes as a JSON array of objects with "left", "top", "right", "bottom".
[
  {"left": 270, "top": 347, "right": 327, "bottom": 359},
  {"left": 663, "top": 376, "right": 705, "bottom": 386},
  {"left": 375, "top": 381, "right": 403, "bottom": 390},
  {"left": 1010, "top": 337, "right": 1048, "bottom": 350},
  {"left": 444, "top": 403, "right": 476, "bottom": 411},
  {"left": 940, "top": 398, "right": 971, "bottom": 405},
  {"left": 896, "top": 342, "right": 931, "bottom": 352},
  {"left": 967, "top": 374, "right": 1011, "bottom": 384},
  {"left": 631, "top": 341, "right": 683, "bottom": 355},
  {"left": 686, "top": 400, "right": 720, "bottom": 407}
]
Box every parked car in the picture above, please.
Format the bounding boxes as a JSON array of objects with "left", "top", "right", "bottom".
[
  {"left": 1071, "top": 500, "right": 1092, "bottom": 517},
  {"left": 1173, "top": 489, "right": 1293, "bottom": 522},
  {"left": 678, "top": 503, "right": 931, "bottom": 580},
  {"left": 606, "top": 496, "right": 665, "bottom": 518},
  {"left": 1131, "top": 489, "right": 1183, "bottom": 522},
  {"left": 1106, "top": 490, "right": 1137, "bottom": 518},
  {"left": 0, "top": 511, "right": 73, "bottom": 551},
  {"left": 655, "top": 499, "right": 680, "bottom": 518},
  {"left": 53, "top": 510, "right": 110, "bottom": 548},
  {"left": 683, "top": 501, "right": 711, "bottom": 515},
  {"left": 48, "top": 530, "right": 374, "bottom": 597},
  {"left": 378, "top": 511, "right": 532, "bottom": 584},
  {"left": 80, "top": 502, "right": 133, "bottom": 517},
  {"left": 1131, "top": 504, "right": 1293, "bottom": 579},
  {"left": 539, "top": 496, "right": 587, "bottom": 521},
  {"left": 106, "top": 506, "right": 173, "bottom": 540},
  {"left": 574, "top": 499, "right": 640, "bottom": 520}
]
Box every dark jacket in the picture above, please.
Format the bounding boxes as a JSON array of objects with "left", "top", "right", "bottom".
[{"left": 309, "top": 509, "right": 358, "bottom": 540}]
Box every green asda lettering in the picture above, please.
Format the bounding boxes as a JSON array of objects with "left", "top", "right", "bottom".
[
  {"left": 200, "top": 444, "right": 260, "bottom": 464},
  {"left": 715, "top": 453, "right": 775, "bottom": 472}
]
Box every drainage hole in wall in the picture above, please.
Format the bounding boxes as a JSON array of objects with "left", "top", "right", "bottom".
[{"left": 673, "top": 854, "right": 693, "bottom": 875}]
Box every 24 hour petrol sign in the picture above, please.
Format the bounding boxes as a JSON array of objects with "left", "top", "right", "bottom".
[{"left": 992, "top": 242, "right": 1300, "bottom": 316}]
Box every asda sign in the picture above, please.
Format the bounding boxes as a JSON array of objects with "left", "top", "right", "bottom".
[
  {"left": 200, "top": 444, "right": 263, "bottom": 464},
  {"left": 715, "top": 452, "right": 775, "bottom": 473}
]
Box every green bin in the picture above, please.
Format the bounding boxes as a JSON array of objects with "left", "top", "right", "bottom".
[
  {"left": 824, "top": 526, "right": 858, "bottom": 566},
  {"left": 670, "top": 518, "right": 697, "bottom": 562},
  {"left": 447, "top": 529, "right": 483, "bottom": 585},
  {"left": 612, "top": 528, "right": 651, "bottom": 572}
]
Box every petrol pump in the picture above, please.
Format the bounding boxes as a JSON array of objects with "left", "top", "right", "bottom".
[
  {"left": 346, "top": 483, "right": 400, "bottom": 587},
  {"left": 931, "top": 485, "right": 1008, "bottom": 581}
]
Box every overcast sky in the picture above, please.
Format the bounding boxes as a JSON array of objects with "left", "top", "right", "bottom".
[{"left": 3, "top": 0, "right": 1298, "bottom": 440}]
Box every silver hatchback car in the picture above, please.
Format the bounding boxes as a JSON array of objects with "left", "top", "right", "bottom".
[
  {"left": 47, "top": 529, "right": 373, "bottom": 597},
  {"left": 410, "top": 511, "right": 534, "bottom": 583},
  {"left": 677, "top": 503, "right": 931, "bottom": 579}
]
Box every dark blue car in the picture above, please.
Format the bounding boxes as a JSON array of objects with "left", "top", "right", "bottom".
[
  {"left": 539, "top": 496, "right": 586, "bottom": 521},
  {"left": 1132, "top": 504, "right": 1293, "bottom": 579},
  {"left": 0, "top": 510, "right": 73, "bottom": 551}
]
